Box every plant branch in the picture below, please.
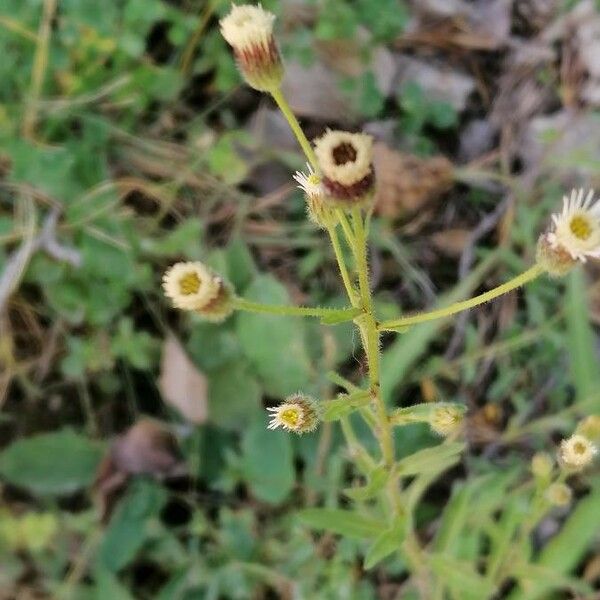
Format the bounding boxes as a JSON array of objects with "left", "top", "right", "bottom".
[{"left": 379, "top": 264, "right": 544, "bottom": 331}]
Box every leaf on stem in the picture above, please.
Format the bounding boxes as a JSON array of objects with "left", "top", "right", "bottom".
[{"left": 298, "top": 508, "right": 386, "bottom": 539}]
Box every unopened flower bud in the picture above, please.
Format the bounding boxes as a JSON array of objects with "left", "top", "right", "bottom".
[
  {"left": 429, "top": 405, "right": 464, "bottom": 437},
  {"left": 536, "top": 232, "right": 577, "bottom": 277},
  {"left": 162, "top": 261, "right": 234, "bottom": 322},
  {"left": 220, "top": 4, "right": 283, "bottom": 92},
  {"left": 267, "top": 393, "right": 319, "bottom": 434},
  {"left": 314, "top": 130, "right": 375, "bottom": 209},
  {"left": 576, "top": 415, "right": 600, "bottom": 443},
  {"left": 530, "top": 452, "right": 553, "bottom": 479},
  {"left": 545, "top": 482, "right": 572, "bottom": 507},
  {"left": 558, "top": 434, "right": 597, "bottom": 472}
]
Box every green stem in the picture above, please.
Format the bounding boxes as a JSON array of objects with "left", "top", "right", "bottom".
[
  {"left": 379, "top": 264, "right": 544, "bottom": 331},
  {"left": 270, "top": 87, "right": 318, "bottom": 170},
  {"left": 327, "top": 225, "right": 359, "bottom": 306},
  {"left": 350, "top": 208, "right": 395, "bottom": 469},
  {"left": 233, "top": 297, "right": 360, "bottom": 321}
]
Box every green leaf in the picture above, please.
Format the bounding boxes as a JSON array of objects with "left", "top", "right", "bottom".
[
  {"left": 396, "top": 442, "right": 465, "bottom": 476},
  {"left": 208, "top": 359, "right": 262, "bottom": 430},
  {"left": 298, "top": 508, "right": 386, "bottom": 539},
  {"left": 97, "top": 479, "right": 167, "bottom": 572},
  {"left": 566, "top": 269, "right": 600, "bottom": 405},
  {"left": 236, "top": 275, "right": 313, "bottom": 397},
  {"left": 364, "top": 517, "right": 406, "bottom": 569},
  {"left": 241, "top": 419, "right": 295, "bottom": 504},
  {"left": 344, "top": 465, "right": 388, "bottom": 501},
  {"left": 0, "top": 429, "right": 103, "bottom": 496},
  {"left": 429, "top": 554, "right": 495, "bottom": 600},
  {"left": 94, "top": 568, "right": 136, "bottom": 600},
  {"left": 321, "top": 391, "right": 371, "bottom": 422}
]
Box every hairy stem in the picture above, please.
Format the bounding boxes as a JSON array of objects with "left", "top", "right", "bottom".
[
  {"left": 326, "top": 225, "right": 359, "bottom": 305},
  {"left": 233, "top": 298, "right": 360, "bottom": 321},
  {"left": 270, "top": 88, "right": 318, "bottom": 170},
  {"left": 379, "top": 264, "right": 544, "bottom": 331}
]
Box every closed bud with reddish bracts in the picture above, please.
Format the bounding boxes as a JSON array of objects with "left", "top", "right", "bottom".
[
  {"left": 313, "top": 130, "right": 375, "bottom": 210},
  {"left": 220, "top": 4, "right": 283, "bottom": 92}
]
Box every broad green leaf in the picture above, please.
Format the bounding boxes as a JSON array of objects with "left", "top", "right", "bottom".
[
  {"left": 97, "top": 479, "right": 167, "bottom": 572},
  {"left": 236, "top": 275, "right": 313, "bottom": 397},
  {"left": 298, "top": 508, "right": 386, "bottom": 539},
  {"left": 241, "top": 419, "right": 294, "bottom": 504},
  {"left": 396, "top": 442, "right": 465, "bottom": 476},
  {"left": 0, "top": 429, "right": 103, "bottom": 496},
  {"left": 208, "top": 359, "right": 262, "bottom": 430},
  {"left": 363, "top": 516, "right": 406, "bottom": 569},
  {"left": 94, "top": 568, "right": 136, "bottom": 600}
]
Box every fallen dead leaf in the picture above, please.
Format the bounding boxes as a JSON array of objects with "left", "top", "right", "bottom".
[
  {"left": 94, "top": 419, "right": 183, "bottom": 520},
  {"left": 373, "top": 143, "right": 454, "bottom": 218},
  {"left": 159, "top": 334, "right": 208, "bottom": 424}
]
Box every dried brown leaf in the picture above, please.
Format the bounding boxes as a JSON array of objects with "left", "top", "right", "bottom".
[{"left": 159, "top": 334, "right": 208, "bottom": 424}]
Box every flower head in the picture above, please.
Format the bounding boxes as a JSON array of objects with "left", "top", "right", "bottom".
[
  {"left": 267, "top": 393, "right": 319, "bottom": 434},
  {"left": 558, "top": 433, "right": 598, "bottom": 472},
  {"left": 293, "top": 163, "right": 322, "bottom": 198},
  {"left": 546, "top": 189, "right": 600, "bottom": 263},
  {"left": 429, "top": 405, "right": 464, "bottom": 437},
  {"left": 162, "top": 261, "right": 234, "bottom": 321},
  {"left": 293, "top": 163, "right": 338, "bottom": 229},
  {"left": 545, "top": 483, "right": 572, "bottom": 507},
  {"left": 313, "top": 130, "right": 375, "bottom": 208},
  {"left": 219, "top": 4, "right": 283, "bottom": 91}
]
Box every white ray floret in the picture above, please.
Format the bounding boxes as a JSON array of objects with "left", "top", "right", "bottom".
[
  {"left": 547, "top": 188, "right": 600, "bottom": 262},
  {"left": 293, "top": 163, "right": 323, "bottom": 198}
]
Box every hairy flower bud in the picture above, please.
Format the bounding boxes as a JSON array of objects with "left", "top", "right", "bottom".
[
  {"left": 267, "top": 393, "right": 319, "bottom": 434},
  {"left": 576, "top": 415, "right": 600, "bottom": 443},
  {"left": 313, "top": 130, "right": 375, "bottom": 209},
  {"left": 429, "top": 405, "right": 464, "bottom": 437},
  {"left": 220, "top": 4, "right": 283, "bottom": 92},
  {"left": 536, "top": 232, "right": 577, "bottom": 277},
  {"left": 530, "top": 452, "right": 553, "bottom": 479},
  {"left": 545, "top": 482, "right": 572, "bottom": 507},
  {"left": 162, "top": 261, "right": 234, "bottom": 322},
  {"left": 558, "top": 434, "right": 597, "bottom": 472}
]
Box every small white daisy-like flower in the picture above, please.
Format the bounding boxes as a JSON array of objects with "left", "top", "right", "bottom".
[
  {"left": 219, "top": 4, "right": 283, "bottom": 91},
  {"left": 558, "top": 433, "right": 598, "bottom": 471},
  {"left": 547, "top": 188, "right": 600, "bottom": 262},
  {"left": 293, "top": 163, "right": 323, "bottom": 198},
  {"left": 429, "top": 405, "right": 464, "bottom": 437},
  {"left": 267, "top": 394, "right": 319, "bottom": 434},
  {"left": 162, "top": 261, "right": 220, "bottom": 311}
]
